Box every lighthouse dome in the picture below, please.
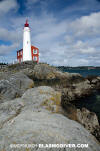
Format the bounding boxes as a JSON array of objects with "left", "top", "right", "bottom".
[{"left": 24, "top": 19, "right": 29, "bottom": 27}]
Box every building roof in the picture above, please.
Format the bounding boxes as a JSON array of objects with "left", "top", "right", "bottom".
[{"left": 31, "top": 45, "right": 39, "bottom": 50}]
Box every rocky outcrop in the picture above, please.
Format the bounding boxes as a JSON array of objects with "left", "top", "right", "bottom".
[
  {"left": 61, "top": 100, "right": 100, "bottom": 142},
  {"left": 32, "top": 64, "right": 57, "bottom": 79},
  {"left": 21, "top": 64, "right": 91, "bottom": 92},
  {"left": 0, "top": 72, "right": 34, "bottom": 101},
  {"left": 87, "top": 75, "right": 100, "bottom": 89},
  {"left": 61, "top": 79, "right": 92, "bottom": 104},
  {"left": 0, "top": 86, "right": 99, "bottom": 151},
  {"left": 30, "top": 64, "right": 85, "bottom": 82},
  {"left": 0, "top": 63, "right": 100, "bottom": 146},
  {"left": 77, "top": 108, "right": 100, "bottom": 142},
  {"left": 77, "top": 108, "right": 99, "bottom": 132}
]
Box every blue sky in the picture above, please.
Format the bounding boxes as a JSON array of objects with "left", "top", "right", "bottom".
[{"left": 0, "top": 0, "right": 100, "bottom": 66}]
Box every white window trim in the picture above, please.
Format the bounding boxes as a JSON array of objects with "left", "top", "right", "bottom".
[
  {"left": 34, "top": 56, "right": 37, "bottom": 61},
  {"left": 33, "top": 49, "right": 37, "bottom": 54}
]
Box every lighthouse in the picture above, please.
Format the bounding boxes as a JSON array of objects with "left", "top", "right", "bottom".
[
  {"left": 17, "top": 20, "right": 39, "bottom": 63},
  {"left": 23, "top": 19, "right": 32, "bottom": 61}
]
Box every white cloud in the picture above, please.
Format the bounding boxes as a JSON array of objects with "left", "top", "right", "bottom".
[
  {"left": 0, "top": 43, "right": 19, "bottom": 55},
  {"left": 0, "top": 0, "right": 18, "bottom": 15},
  {"left": 72, "top": 40, "right": 96, "bottom": 54},
  {"left": 0, "top": 2, "right": 100, "bottom": 66},
  {"left": 79, "top": 47, "right": 96, "bottom": 54},
  {"left": 0, "top": 27, "right": 22, "bottom": 42},
  {"left": 68, "top": 12, "right": 100, "bottom": 38}
]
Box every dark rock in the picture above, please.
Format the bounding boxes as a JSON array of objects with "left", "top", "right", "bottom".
[
  {"left": 77, "top": 108, "right": 99, "bottom": 133},
  {"left": 61, "top": 101, "right": 100, "bottom": 142},
  {"left": 87, "top": 76, "right": 100, "bottom": 89},
  {"left": 76, "top": 108, "right": 100, "bottom": 141},
  {"left": 61, "top": 79, "right": 92, "bottom": 104}
]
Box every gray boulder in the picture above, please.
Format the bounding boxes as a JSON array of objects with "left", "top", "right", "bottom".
[
  {"left": 0, "top": 86, "right": 99, "bottom": 151},
  {"left": 8, "top": 72, "right": 34, "bottom": 91},
  {"left": 0, "top": 72, "right": 34, "bottom": 101},
  {"left": 0, "top": 80, "right": 21, "bottom": 101}
]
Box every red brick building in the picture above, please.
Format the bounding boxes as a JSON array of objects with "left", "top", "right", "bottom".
[{"left": 17, "top": 45, "right": 39, "bottom": 63}]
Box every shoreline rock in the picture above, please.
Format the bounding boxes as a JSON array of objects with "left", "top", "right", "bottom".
[
  {"left": 0, "top": 86, "right": 100, "bottom": 151},
  {"left": 0, "top": 63, "right": 100, "bottom": 146}
]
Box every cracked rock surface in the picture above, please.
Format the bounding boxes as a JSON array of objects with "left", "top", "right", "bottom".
[{"left": 0, "top": 86, "right": 100, "bottom": 151}]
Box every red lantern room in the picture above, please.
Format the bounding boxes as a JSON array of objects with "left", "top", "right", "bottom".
[{"left": 24, "top": 19, "right": 29, "bottom": 27}]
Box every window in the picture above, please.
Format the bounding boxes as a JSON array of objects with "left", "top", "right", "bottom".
[
  {"left": 34, "top": 56, "right": 37, "bottom": 61},
  {"left": 33, "top": 49, "right": 37, "bottom": 54}
]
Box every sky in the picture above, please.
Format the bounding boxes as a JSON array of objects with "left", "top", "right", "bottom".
[{"left": 0, "top": 0, "right": 100, "bottom": 66}]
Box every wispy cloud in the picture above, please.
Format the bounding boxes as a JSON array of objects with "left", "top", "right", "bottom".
[{"left": 0, "top": 0, "right": 18, "bottom": 15}]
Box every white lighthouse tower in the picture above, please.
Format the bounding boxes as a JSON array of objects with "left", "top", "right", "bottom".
[{"left": 23, "top": 20, "right": 32, "bottom": 62}]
